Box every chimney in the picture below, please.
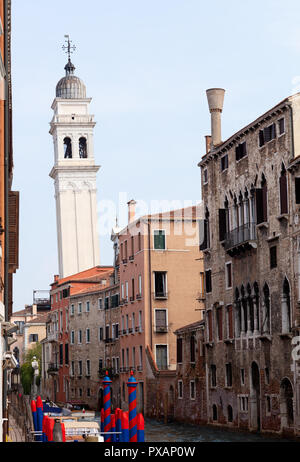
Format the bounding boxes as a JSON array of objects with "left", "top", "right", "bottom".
[
  {"left": 206, "top": 88, "right": 225, "bottom": 148},
  {"left": 32, "top": 304, "right": 37, "bottom": 316},
  {"left": 127, "top": 200, "right": 137, "bottom": 224},
  {"left": 205, "top": 135, "right": 212, "bottom": 154}
]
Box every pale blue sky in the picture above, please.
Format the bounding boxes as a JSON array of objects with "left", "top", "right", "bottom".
[{"left": 11, "top": 0, "right": 300, "bottom": 310}]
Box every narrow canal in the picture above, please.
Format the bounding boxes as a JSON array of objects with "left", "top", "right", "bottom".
[{"left": 144, "top": 419, "right": 294, "bottom": 442}]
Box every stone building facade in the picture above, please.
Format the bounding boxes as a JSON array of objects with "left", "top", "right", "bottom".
[{"left": 198, "top": 88, "right": 300, "bottom": 436}]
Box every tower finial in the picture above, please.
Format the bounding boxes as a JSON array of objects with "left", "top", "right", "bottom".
[
  {"left": 62, "top": 35, "right": 76, "bottom": 76},
  {"left": 62, "top": 35, "right": 76, "bottom": 61}
]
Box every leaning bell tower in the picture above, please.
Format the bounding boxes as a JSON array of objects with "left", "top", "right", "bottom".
[{"left": 49, "top": 36, "right": 100, "bottom": 278}]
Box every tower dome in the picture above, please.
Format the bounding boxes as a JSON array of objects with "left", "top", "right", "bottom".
[{"left": 56, "top": 59, "right": 86, "bottom": 99}]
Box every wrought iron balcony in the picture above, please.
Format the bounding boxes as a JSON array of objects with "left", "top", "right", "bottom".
[
  {"left": 155, "top": 325, "right": 168, "bottom": 333},
  {"left": 224, "top": 222, "right": 257, "bottom": 255},
  {"left": 47, "top": 363, "right": 59, "bottom": 375}
]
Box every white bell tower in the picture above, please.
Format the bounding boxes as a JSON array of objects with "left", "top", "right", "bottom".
[{"left": 49, "top": 37, "right": 100, "bottom": 278}]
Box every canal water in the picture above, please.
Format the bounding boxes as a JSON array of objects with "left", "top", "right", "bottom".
[{"left": 144, "top": 418, "right": 294, "bottom": 442}]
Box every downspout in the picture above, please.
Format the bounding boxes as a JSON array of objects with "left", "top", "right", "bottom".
[
  {"left": 3, "top": 0, "right": 9, "bottom": 442},
  {"left": 148, "top": 222, "right": 153, "bottom": 351}
]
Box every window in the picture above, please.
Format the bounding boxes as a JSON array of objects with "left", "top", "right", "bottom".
[
  {"left": 86, "top": 360, "right": 91, "bottom": 376},
  {"left": 278, "top": 118, "right": 285, "bottom": 136},
  {"left": 78, "top": 330, "right": 82, "bottom": 344},
  {"left": 177, "top": 337, "right": 183, "bottom": 363},
  {"left": 203, "top": 168, "right": 208, "bottom": 184},
  {"left": 228, "top": 405, "right": 233, "bottom": 423},
  {"left": 270, "top": 246, "right": 277, "bottom": 269},
  {"left": 106, "top": 325, "right": 110, "bottom": 340},
  {"left": 86, "top": 328, "right": 90, "bottom": 343},
  {"left": 190, "top": 381, "right": 196, "bottom": 400},
  {"left": 99, "top": 327, "right": 103, "bottom": 341},
  {"left": 71, "top": 304, "right": 75, "bottom": 316},
  {"left": 155, "top": 309, "right": 167, "bottom": 331},
  {"left": 154, "top": 272, "right": 167, "bottom": 298},
  {"left": 131, "top": 279, "right": 135, "bottom": 301},
  {"left": 29, "top": 334, "right": 38, "bottom": 343},
  {"left": 235, "top": 142, "right": 247, "bottom": 161},
  {"left": 296, "top": 178, "right": 300, "bottom": 204},
  {"left": 256, "top": 176, "right": 268, "bottom": 224},
  {"left": 59, "top": 344, "right": 63, "bottom": 366},
  {"left": 280, "top": 165, "right": 288, "bottom": 214},
  {"left": 220, "top": 154, "right": 228, "bottom": 171},
  {"left": 211, "top": 365, "right": 217, "bottom": 387},
  {"left": 241, "top": 368, "right": 245, "bottom": 386},
  {"left": 266, "top": 396, "right": 271, "bottom": 414},
  {"left": 105, "top": 297, "right": 109, "bottom": 309},
  {"left": 65, "top": 344, "right": 69, "bottom": 365},
  {"left": 99, "top": 359, "right": 103, "bottom": 371},
  {"left": 178, "top": 380, "right": 183, "bottom": 399},
  {"left": 138, "top": 275, "right": 142, "bottom": 297},
  {"left": 265, "top": 367, "right": 270, "bottom": 385},
  {"left": 226, "top": 305, "right": 234, "bottom": 339},
  {"left": 190, "top": 335, "right": 196, "bottom": 363},
  {"left": 138, "top": 232, "right": 142, "bottom": 251},
  {"left": 154, "top": 230, "right": 166, "bottom": 250},
  {"left": 239, "top": 396, "right": 249, "bottom": 412},
  {"left": 225, "top": 262, "right": 232, "bottom": 289},
  {"left": 79, "top": 137, "right": 87, "bottom": 158},
  {"left": 132, "top": 347, "right": 136, "bottom": 368},
  {"left": 226, "top": 363, "right": 233, "bottom": 387},
  {"left": 207, "top": 310, "right": 213, "bottom": 343},
  {"left": 98, "top": 298, "right": 103, "bottom": 310},
  {"left": 156, "top": 345, "right": 168, "bottom": 370},
  {"left": 200, "top": 208, "right": 210, "bottom": 250},
  {"left": 139, "top": 311, "right": 142, "bottom": 332},
  {"left": 216, "top": 307, "right": 223, "bottom": 341},
  {"left": 78, "top": 303, "right": 82, "bottom": 314},
  {"left": 139, "top": 346, "right": 143, "bottom": 368},
  {"left": 86, "top": 301, "right": 90, "bottom": 313},
  {"left": 71, "top": 331, "right": 75, "bottom": 344},
  {"left": 205, "top": 270, "right": 212, "bottom": 294},
  {"left": 259, "top": 123, "right": 276, "bottom": 147},
  {"left": 64, "top": 137, "right": 72, "bottom": 158},
  {"left": 71, "top": 361, "right": 75, "bottom": 377}
]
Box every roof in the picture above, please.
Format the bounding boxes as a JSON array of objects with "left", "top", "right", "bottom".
[
  {"left": 174, "top": 320, "right": 205, "bottom": 335},
  {"left": 51, "top": 266, "right": 113, "bottom": 288},
  {"left": 26, "top": 312, "right": 49, "bottom": 325},
  {"left": 199, "top": 94, "right": 294, "bottom": 166},
  {"left": 56, "top": 59, "right": 86, "bottom": 99}
]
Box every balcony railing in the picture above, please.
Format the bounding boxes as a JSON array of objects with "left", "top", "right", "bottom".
[
  {"left": 47, "top": 363, "right": 59, "bottom": 374},
  {"left": 224, "top": 223, "right": 257, "bottom": 252}
]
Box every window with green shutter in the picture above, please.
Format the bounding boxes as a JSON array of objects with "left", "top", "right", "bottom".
[{"left": 154, "top": 230, "right": 166, "bottom": 250}]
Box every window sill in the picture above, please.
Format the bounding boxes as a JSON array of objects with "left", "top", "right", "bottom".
[
  {"left": 279, "top": 332, "right": 292, "bottom": 339},
  {"left": 258, "top": 334, "right": 272, "bottom": 342},
  {"left": 257, "top": 222, "right": 269, "bottom": 230},
  {"left": 276, "top": 214, "right": 288, "bottom": 222}
]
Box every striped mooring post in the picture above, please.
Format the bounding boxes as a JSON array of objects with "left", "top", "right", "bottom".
[
  {"left": 127, "top": 371, "right": 138, "bottom": 442},
  {"left": 102, "top": 371, "right": 112, "bottom": 442}
]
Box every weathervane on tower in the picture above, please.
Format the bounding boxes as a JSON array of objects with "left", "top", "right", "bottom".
[{"left": 62, "top": 35, "right": 76, "bottom": 61}]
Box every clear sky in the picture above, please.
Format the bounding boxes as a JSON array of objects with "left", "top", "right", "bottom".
[{"left": 11, "top": 0, "right": 300, "bottom": 310}]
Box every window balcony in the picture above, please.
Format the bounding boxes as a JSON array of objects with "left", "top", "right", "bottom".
[
  {"left": 224, "top": 223, "right": 257, "bottom": 256},
  {"left": 47, "top": 363, "right": 59, "bottom": 375}
]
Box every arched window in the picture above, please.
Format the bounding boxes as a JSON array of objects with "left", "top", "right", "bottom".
[
  {"left": 282, "top": 278, "right": 291, "bottom": 334},
  {"left": 280, "top": 164, "right": 288, "bottom": 214},
  {"left": 235, "top": 288, "right": 241, "bottom": 338},
  {"left": 247, "top": 283, "right": 254, "bottom": 332},
  {"left": 64, "top": 137, "right": 72, "bottom": 158},
  {"left": 79, "top": 137, "right": 87, "bottom": 158},
  {"left": 262, "top": 284, "right": 271, "bottom": 334},
  {"left": 261, "top": 174, "right": 268, "bottom": 222}
]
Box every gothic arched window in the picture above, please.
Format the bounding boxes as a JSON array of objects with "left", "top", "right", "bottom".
[
  {"left": 64, "top": 137, "right": 72, "bottom": 159},
  {"left": 262, "top": 283, "right": 271, "bottom": 334},
  {"left": 280, "top": 164, "right": 288, "bottom": 215},
  {"left": 282, "top": 278, "right": 291, "bottom": 334},
  {"left": 79, "top": 137, "right": 88, "bottom": 158}
]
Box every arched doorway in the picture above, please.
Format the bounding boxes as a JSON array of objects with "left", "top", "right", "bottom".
[
  {"left": 280, "top": 378, "right": 294, "bottom": 428},
  {"left": 250, "top": 362, "right": 261, "bottom": 431},
  {"left": 97, "top": 388, "right": 104, "bottom": 411}
]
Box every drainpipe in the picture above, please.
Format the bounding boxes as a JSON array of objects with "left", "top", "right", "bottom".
[
  {"left": 3, "top": 0, "right": 10, "bottom": 442},
  {"left": 148, "top": 222, "right": 153, "bottom": 351}
]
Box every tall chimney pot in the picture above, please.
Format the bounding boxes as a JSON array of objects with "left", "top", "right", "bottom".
[
  {"left": 127, "top": 200, "right": 137, "bottom": 224},
  {"left": 206, "top": 88, "right": 225, "bottom": 148}
]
